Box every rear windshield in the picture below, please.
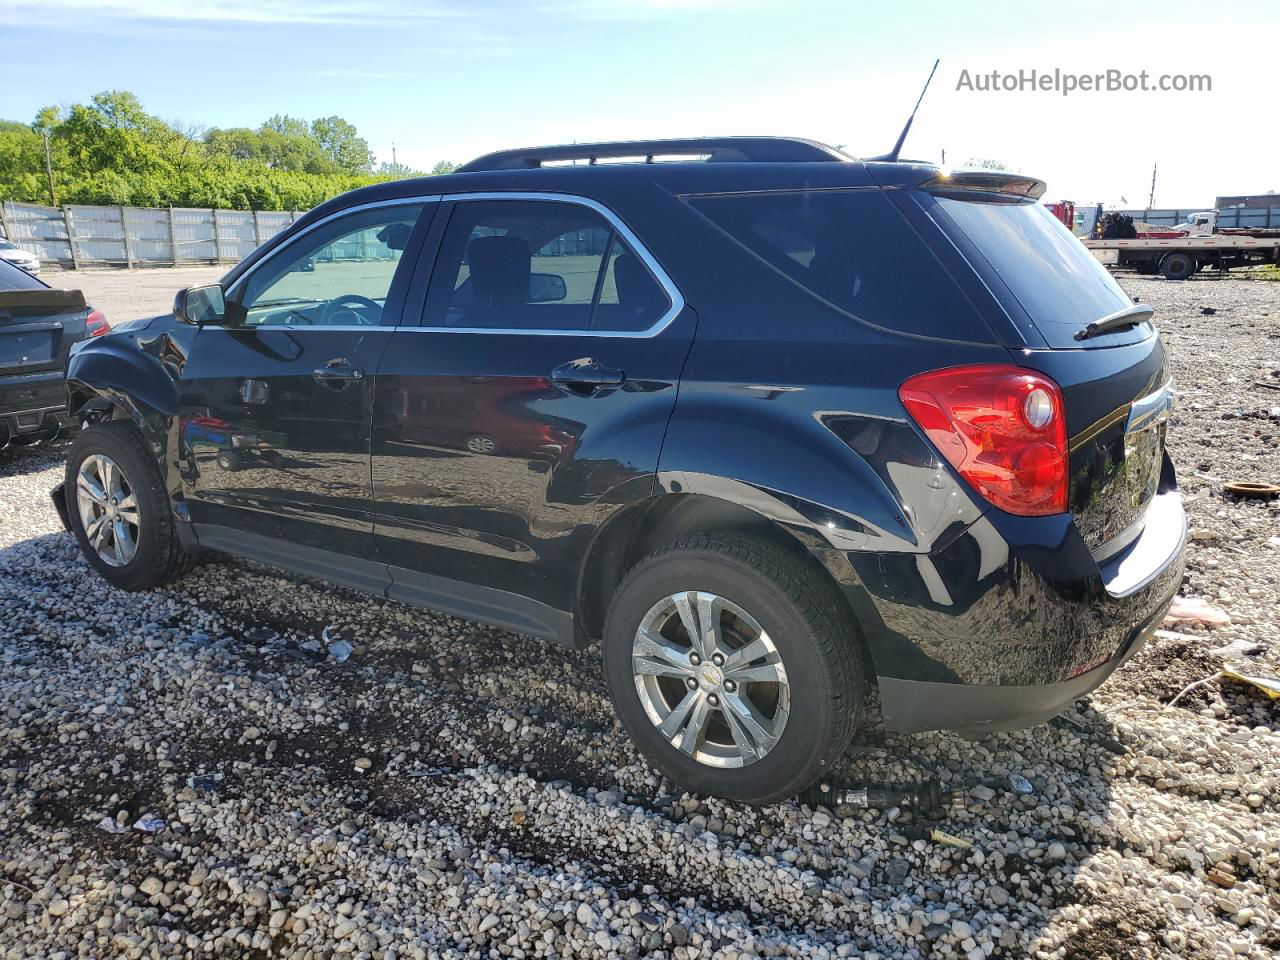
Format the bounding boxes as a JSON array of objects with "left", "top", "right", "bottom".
[
  {"left": 686, "top": 189, "right": 994, "bottom": 342},
  {"left": 933, "top": 197, "right": 1137, "bottom": 346},
  {"left": 0, "top": 257, "right": 46, "bottom": 291}
]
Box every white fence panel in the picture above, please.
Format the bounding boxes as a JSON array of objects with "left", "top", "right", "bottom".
[
  {"left": 0, "top": 201, "right": 308, "bottom": 268},
  {"left": 124, "top": 207, "right": 175, "bottom": 264},
  {"left": 172, "top": 208, "right": 218, "bottom": 263},
  {"left": 1, "top": 202, "right": 72, "bottom": 263},
  {"left": 67, "top": 204, "right": 126, "bottom": 264}
]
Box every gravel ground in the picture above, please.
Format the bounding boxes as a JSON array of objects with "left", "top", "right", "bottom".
[{"left": 2, "top": 274, "right": 1278, "bottom": 959}]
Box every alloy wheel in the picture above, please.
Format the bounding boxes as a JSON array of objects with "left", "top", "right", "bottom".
[
  {"left": 632, "top": 591, "right": 790, "bottom": 768},
  {"left": 75, "top": 453, "right": 140, "bottom": 567}
]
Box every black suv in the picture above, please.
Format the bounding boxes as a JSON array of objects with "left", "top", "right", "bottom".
[{"left": 54, "top": 138, "right": 1186, "bottom": 804}]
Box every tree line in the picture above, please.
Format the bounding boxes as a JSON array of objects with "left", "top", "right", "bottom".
[{"left": 0, "top": 91, "right": 456, "bottom": 211}]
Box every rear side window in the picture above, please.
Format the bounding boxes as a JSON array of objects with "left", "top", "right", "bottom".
[
  {"left": 423, "top": 199, "right": 671, "bottom": 333},
  {"left": 933, "top": 197, "right": 1134, "bottom": 346},
  {"left": 685, "top": 189, "right": 992, "bottom": 342}
]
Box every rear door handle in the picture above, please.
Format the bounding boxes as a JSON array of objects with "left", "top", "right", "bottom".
[
  {"left": 551, "top": 358, "right": 625, "bottom": 395},
  {"left": 313, "top": 358, "right": 365, "bottom": 386}
]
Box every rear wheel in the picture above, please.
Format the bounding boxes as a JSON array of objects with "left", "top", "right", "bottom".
[
  {"left": 65, "top": 421, "right": 190, "bottom": 591},
  {"left": 1161, "top": 252, "right": 1195, "bottom": 280},
  {"left": 603, "top": 534, "right": 864, "bottom": 804}
]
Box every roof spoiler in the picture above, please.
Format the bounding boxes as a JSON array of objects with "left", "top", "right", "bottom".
[
  {"left": 921, "top": 170, "right": 1047, "bottom": 201},
  {"left": 457, "top": 137, "right": 852, "bottom": 172}
]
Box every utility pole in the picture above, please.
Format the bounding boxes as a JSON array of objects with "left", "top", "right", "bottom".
[
  {"left": 42, "top": 130, "right": 56, "bottom": 207},
  {"left": 1147, "top": 162, "right": 1157, "bottom": 211},
  {"left": 391, "top": 143, "right": 398, "bottom": 175}
]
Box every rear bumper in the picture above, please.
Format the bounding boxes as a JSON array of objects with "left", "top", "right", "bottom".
[
  {"left": 879, "top": 605, "right": 1159, "bottom": 734},
  {"left": 1, "top": 372, "right": 68, "bottom": 442},
  {"left": 854, "top": 483, "right": 1186, "bottom": 734}
]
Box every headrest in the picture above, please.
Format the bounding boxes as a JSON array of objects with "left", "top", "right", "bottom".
[{"left": 468, "top": 235, "right": 530, "bottom": 307}]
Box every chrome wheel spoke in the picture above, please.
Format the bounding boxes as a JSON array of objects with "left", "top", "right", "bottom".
[
  {"left": 113, "top": 518, "right": 136, "bottom": 563},
  {"left": 671, "top": 592, "right": 703, "bottom": 653},
  {"left": 675, "top": 692, "right": 713, "bottom": 756},
  {"left": 723, "top": 634, "right": 772, "bottom": 670},
  {"left": 77, "top": 473, "right": 106, "bottom": 504},
  {"left": 694, "top": 592, "right": 724, "bottom": 660},
  {"left": 632, "top": 628, "right": 695, "bottom": 679},
  {"left": 657, "top": 688, "right": 702, "bottom": 740},
  {"left": 725, "top": 655, "right": 785, "bottom": 685},
  {"left": 85, "top": 513, "right": 108, "bottom": 546},
  {"left": 722, "top": 691, "right": 783, "bottom": 760}
]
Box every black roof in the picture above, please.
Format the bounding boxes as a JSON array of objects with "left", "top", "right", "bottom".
[{"left": 295, "top": 138, "right": 951, "bottom": 228}]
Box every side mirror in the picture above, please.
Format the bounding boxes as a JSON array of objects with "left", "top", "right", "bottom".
[
  {"left": 175, "top": 284, "right": 226, "bottom": 325},
  {"left": 528, "top": 272, "right": 567, "bottom": 303}
]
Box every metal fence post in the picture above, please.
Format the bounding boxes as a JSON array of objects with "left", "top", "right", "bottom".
[
  {"left": 0, "top": 202, "right": 10, "bottom": 242},
  {"left": 63, "top": 207, "right": 81, "bottom": 270},
  {"left": 212, "top": 208, "right": 224, "bottom": 263},
  {"left": 120, "top": 204, "right": 135, "bottom": 269},
  {"left": 252, "top": 209, "right": 262, "bottom": 247},
  {"left": 168, "top": 206, "right": 181, "bottom": 266}
]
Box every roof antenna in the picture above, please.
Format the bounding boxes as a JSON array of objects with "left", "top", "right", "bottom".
[{"left": 876, "top": 59, "right": 939, "bottom": 162}]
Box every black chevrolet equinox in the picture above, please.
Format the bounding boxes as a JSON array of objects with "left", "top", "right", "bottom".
[{"left": 54, "top": 138, "right": 1186, "bottom": 804}]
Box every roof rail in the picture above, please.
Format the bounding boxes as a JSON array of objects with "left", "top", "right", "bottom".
[{"left": 456, "top": 137, "right": 851, "bottom": 173}]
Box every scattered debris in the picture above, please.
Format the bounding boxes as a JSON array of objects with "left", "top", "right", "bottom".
[
  {"left": 406, "top": 767, "right": 449, "bottom": 778},
  {"left": 1167, "top": 671, "right": 1222, "bottom": 708},
  {"left": 1163, "top": 597, "right": 1232, "bottom": 628},
  {"left": 243, "top": 626, "right": 277, "bottom": 644},
  {"left": 1221, "top": 668, "right": 1280, "bottom": 700},
  {"left": 96, "top": 817, "right": 126, "bottom": 834},
  {"left": 187, "top": 772, "right": 224, "bottom": 795},
  {"left": 353, "top": 756, "right": 373, "bottom": 772},
  {"left": 132, "top": 814, "right": 165, "bottom": 833},
  {"left": 325, "top": 627, "right": 354, "bottom": 663},
  {"left": 1253, "top": 379, "right": 1280, "bottom": 391},
  {"left": 1006, "top": 773, "right": 1035, "bottom": 795},
  {"left": 1208, "top": 638, "right": 1264, "bottom": 659},
  {"left": 1200, "top": 307, "right": 1217, "bottom": 316},
  {"left": 902, "top": 824, "right": 973, "bottom": 848},
  {"left": 801, "top": 778, "right": 946, "bottom": 817},
  {"left": 1222, "top": 480, "right": 1280, "bottom": 499}
]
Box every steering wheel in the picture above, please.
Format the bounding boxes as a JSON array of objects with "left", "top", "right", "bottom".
[{"left": 321, "top": 294, "right": 382, "bottom": 326}]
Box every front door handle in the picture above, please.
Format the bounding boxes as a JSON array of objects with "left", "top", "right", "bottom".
[
  {"left": 551, "top": 358, "right": 625, "bottom": 396},
  {"left": 313, "top": 358, "right": 365, "bottom": 387}
]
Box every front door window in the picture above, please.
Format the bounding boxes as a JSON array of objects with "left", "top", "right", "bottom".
[{"left": 234, "top": 204, "right": 426, "bottom": 327}]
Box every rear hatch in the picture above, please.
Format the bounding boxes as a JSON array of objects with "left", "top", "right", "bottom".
[
  {"left": 915, "top": 177, "right": 1170, "bottom": 555},
  {"left": 0, "top": 264, "right": 89, "bottom": 413}
]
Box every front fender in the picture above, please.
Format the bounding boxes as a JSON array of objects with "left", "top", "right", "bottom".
[{"left": 65, "top": 326, "right": 187, "bottom": 449}]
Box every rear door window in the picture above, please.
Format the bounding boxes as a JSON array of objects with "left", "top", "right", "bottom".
[
  {"left": 930, "top": 197, "right": 1141, "bottom": 347},
  {"left": 685, "top": 189, "right": 993, "bottom": 342},
  {"left": 0, "top": 257, "right": 47, "bottom": 291},
  {"left": 423, "top": 199, "right": 671, "bottom": 333}
]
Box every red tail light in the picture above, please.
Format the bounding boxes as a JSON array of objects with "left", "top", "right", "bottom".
[
  {"left": 898, "top": 364, "right": 1068, "bottom": 516},
  {"left": 85, "top": 308, "right": 110, "bottom": 337}
]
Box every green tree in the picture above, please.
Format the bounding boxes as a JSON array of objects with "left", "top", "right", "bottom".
[
  {"left": 310, "top": 116, "right": 373, "bottom": 174},
  {"left": 430, "top": 160, "right": 458, "bottom": 175}
]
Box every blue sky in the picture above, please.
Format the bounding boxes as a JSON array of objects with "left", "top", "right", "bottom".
[{"left": 2, "top": 0, "right": 1277, "bottom": 207}]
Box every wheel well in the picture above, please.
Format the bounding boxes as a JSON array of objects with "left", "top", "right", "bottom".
[{"left": 576, "top": 493, "right": 873, "bottom": 676}]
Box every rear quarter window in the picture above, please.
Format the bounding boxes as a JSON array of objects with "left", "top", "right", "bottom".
[{"left": 684, "top": 189, "right": 994, "bottom": 343}]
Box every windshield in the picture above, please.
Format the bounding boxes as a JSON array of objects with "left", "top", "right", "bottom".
[
  {"left": 0, "top": 240, "right": 17, "bottom": 251},
  {"left": 933, "top": 196, "right": 1141, "bottom": 347}
]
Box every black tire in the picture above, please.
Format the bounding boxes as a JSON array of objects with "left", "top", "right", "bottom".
[
  {"left": 64, "top": 421, "right": 190, "bottom": 591},
  {"left": 1161, "top": 252, "right": 1195, "bottom": 280},
  {"left": 216, "top": 449, "right": 241, "bottom": 471},
  {"left": 603, "top": 534, "right": 864, "bottom": 804}
]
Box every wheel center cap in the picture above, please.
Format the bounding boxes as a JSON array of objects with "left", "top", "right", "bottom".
[{"left": 698, "top": 663, "right": 723, "bottom": 688}]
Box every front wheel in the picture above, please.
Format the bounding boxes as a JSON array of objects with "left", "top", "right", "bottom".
[
  {"left": 1161, "top": 252, "right": 1196, "bottom": 280},
  {"left": 65, "top": 421, "right": 190, "bottom": 591},
  {"left": 603, "top": 535, "right": 864, "bottom": 804}
]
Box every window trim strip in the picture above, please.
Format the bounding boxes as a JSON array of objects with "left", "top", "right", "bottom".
[{"left": 217, "top": 191, "right": 685, "bottom": 339}]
